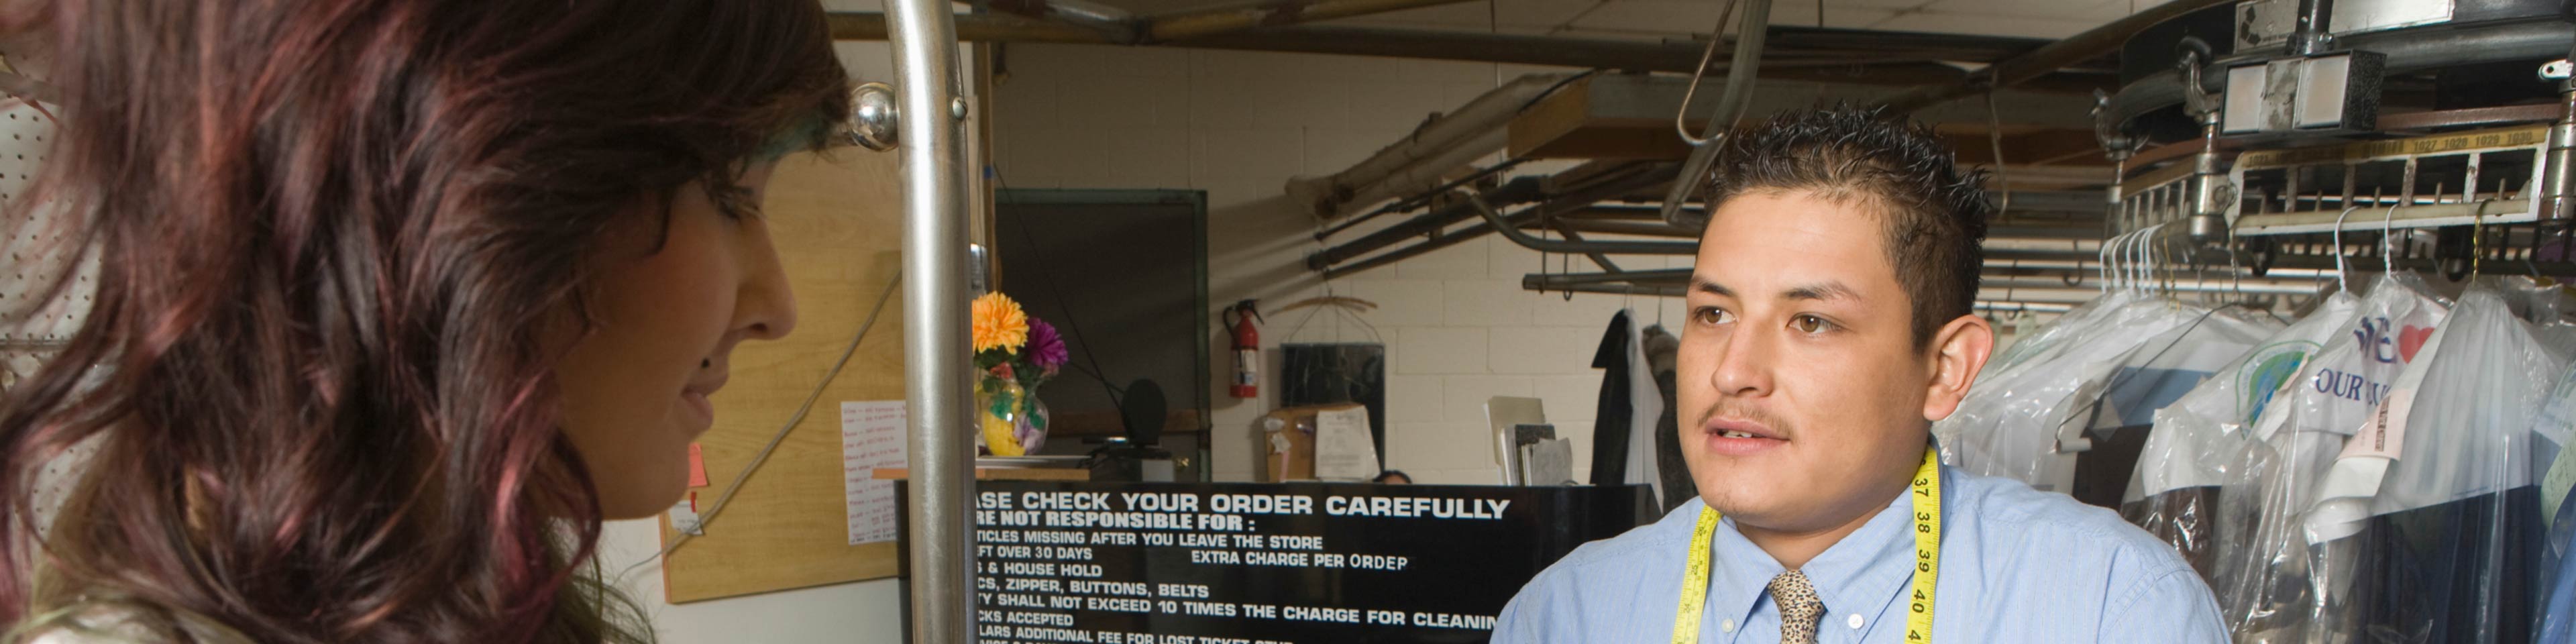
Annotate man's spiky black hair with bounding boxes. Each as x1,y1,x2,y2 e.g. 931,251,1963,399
1703,107,1992,345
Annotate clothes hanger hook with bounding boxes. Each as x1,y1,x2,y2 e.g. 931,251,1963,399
2381,203,2401,275
2469,201,2491,282
2330,205,2360,294
2096,232,2113,292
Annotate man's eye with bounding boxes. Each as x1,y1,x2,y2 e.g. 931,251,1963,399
1792,315,1835,334
1693,307,1733,325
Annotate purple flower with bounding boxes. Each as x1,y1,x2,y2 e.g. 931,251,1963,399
1026,317,1069,372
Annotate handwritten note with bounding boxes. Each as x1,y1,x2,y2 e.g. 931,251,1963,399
669,491,704,535
843,401,908,545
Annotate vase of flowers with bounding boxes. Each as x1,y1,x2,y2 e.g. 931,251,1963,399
970,292,1067,456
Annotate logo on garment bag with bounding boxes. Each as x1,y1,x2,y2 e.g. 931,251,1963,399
2351,317,2433,364
2236,340,2320,423
2310,317,2431,406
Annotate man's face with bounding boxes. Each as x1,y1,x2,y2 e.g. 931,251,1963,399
1678,189,1942,533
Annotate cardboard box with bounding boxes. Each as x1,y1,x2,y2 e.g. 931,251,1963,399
1262,403,1364,482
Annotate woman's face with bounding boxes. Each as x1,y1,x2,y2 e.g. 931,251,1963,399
556,162,796,519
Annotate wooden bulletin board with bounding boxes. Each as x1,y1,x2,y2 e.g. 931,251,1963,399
657,150,908,603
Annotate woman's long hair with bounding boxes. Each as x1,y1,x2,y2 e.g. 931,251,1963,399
0,1,849,641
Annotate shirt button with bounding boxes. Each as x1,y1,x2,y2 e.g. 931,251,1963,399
1720,619,1735,633
1847,614,1865,629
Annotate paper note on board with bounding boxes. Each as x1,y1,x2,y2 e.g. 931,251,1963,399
669,492,704,536
1312,406,1379,481
842,401,908,545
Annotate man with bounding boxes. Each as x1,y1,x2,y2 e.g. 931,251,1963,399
1491,109,2226,643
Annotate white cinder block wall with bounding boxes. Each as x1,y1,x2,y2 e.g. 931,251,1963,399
991,44,1697,486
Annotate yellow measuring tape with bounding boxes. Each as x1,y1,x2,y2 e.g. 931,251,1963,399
1670,446,1944,644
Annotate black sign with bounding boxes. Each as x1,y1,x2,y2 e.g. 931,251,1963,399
900,481,1651,644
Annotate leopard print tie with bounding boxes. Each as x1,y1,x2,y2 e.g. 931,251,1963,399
1768,569,1825,644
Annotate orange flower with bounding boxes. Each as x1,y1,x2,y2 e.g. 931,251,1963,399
971,292,1029,354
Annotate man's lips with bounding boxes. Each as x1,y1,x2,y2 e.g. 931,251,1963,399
1703,417,1781,440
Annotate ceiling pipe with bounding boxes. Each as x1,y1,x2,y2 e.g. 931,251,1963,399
1514,287,2137,315
829,15,2110,92
1317,167,1674,278
1321,205,1537,280
1537,282,1693,297
1551,219,1701,237
1544,217,1630,274
1658,0,1772,230
1875,0,2235,115
837,0,1487,45
1285,73,1573,219
1522,270,2329,296
830,12,1102,43
1305,176,1548,270
1313,129,1508,221
1144,0,1483,42
1976,301,2078,313
989,0,1140,41
1472,190,1701,255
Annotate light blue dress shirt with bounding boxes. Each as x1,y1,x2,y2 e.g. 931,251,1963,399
1492,463,2228,643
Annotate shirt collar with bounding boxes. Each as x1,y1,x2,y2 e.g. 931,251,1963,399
1701,459,1955,627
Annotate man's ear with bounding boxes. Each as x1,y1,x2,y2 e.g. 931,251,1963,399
1921,314,1994,423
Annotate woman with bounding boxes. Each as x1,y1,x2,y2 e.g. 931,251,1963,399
0,1,850,641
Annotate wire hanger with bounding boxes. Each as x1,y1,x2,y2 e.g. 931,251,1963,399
2143,223,2167,299
2330,205,2361,294
2101,229,2121,292
2129,226,2151,294
1275,295,1379,315
2379,202,2401,275
2469,199,2493,282
2136,226,2155,294
2143,225,2159,298
2096,230,2113,292
2224,213,2249,305
1280,282,1383,345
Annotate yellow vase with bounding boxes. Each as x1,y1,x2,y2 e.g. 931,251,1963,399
977,378,1027,457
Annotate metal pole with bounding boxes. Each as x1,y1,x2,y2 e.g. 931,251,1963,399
2540,56,2575,221
2288,0,2334,56
1144,0,1483,42
1659,0,1772,229
885,0,977,641
1470,191,1701,255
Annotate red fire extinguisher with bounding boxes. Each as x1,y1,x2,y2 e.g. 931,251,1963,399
1222,299,1262,398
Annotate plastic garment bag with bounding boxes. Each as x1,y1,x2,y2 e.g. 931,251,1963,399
1936,291,2209,488
2296,288,2567,643
2533,360,2576,643
1984,290,2146,376
2125,292,2363,579
2060,307,2282,506
2212,272,2451,643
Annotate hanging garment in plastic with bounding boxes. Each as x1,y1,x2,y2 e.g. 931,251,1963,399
2212,272,2451,643
2125,292,2363,579
2538,360,2576,641
1936,291,2208,488
2543,490,2576,644
1984,290,2144,375
2060,306,2282,507
2297,288,2566,644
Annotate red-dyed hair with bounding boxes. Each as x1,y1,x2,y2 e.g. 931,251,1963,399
0,2,849,641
